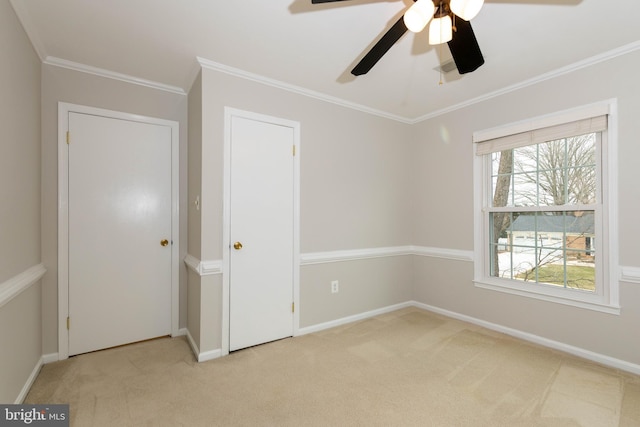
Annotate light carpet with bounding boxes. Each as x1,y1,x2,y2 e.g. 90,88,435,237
25,307,640,426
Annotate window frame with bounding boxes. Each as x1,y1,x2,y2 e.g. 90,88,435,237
472,100,619,314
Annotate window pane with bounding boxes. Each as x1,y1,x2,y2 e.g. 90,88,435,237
512,145,538,207
567,166,596,204
505,135,598,207
566,250,596,291
536,140,566,172
512,172,537,207
535,140,567,206
489,212,513,278
490,211,595,292
490,211,535,279
567,134,596,168
537,167,567,206
479,108,610,307
491,151,503,176
513,145,538,173
535,212,567,268
491,150,513,208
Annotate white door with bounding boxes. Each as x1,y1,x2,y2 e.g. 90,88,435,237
67,112,173,356
229,115,295,351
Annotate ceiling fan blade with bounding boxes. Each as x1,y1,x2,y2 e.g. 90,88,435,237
351,16,408,76
311,0,353,3
447,18,484,74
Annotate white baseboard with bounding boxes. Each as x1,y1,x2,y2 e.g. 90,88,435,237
185,329,222,363
42,353,59,364
197,348,222,363
15,356,45,404
296,301,414,335
295,299,640,376
23,300,638,403
185,329,200,359
412,301,640,376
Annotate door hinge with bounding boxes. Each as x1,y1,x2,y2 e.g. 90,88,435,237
292,145,296,156
66,317,70,330
66,131,70,145
292,302,295,313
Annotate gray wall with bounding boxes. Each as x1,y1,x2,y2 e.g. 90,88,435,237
199,68,414,255
192,54,640,367
411,49,640,365
191,67,415,351
4,0,640,400
0,0,42,402
187,72,203,348
40,64,189,355
186,71,224,354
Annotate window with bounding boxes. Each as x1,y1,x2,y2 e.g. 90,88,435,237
473,101,619,314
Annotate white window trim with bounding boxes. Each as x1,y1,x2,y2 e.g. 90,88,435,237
472,100,620,315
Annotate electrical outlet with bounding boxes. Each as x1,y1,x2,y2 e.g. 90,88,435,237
331,280,339,294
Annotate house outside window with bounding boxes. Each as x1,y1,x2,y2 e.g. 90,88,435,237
473,101,619,314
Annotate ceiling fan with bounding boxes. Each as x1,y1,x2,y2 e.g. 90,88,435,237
311,0,486,76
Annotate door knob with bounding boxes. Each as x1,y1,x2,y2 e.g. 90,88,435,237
160,239,169,247
233,242,243,250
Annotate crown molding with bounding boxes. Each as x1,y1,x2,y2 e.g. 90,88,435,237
413,40,640,123
11,0,640,122
198,41,640,125
196,57,413,124
43,56,186,96
16,14,637,125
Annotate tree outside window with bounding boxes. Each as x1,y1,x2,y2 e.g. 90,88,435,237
489,134,597,291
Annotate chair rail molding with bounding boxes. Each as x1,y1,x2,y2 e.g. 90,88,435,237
184,254,223,276
0,264,46,309
620,266,640,284
300,245,474,265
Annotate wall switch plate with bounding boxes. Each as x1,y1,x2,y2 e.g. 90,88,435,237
331,280,339,293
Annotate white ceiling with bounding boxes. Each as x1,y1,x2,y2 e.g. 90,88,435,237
10,0,640,122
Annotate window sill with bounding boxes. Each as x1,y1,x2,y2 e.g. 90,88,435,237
473,278,621,315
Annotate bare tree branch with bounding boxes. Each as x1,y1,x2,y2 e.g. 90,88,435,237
490,135,596,289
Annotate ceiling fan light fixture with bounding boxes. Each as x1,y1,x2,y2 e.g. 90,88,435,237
429,15,452,45
403,0,435,33
449,0,484,21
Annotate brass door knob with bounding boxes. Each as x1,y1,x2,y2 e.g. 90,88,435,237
160,239,169,247
233,242,243,250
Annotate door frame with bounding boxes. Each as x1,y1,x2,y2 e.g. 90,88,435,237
57,102,180,360
222,107,300,356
